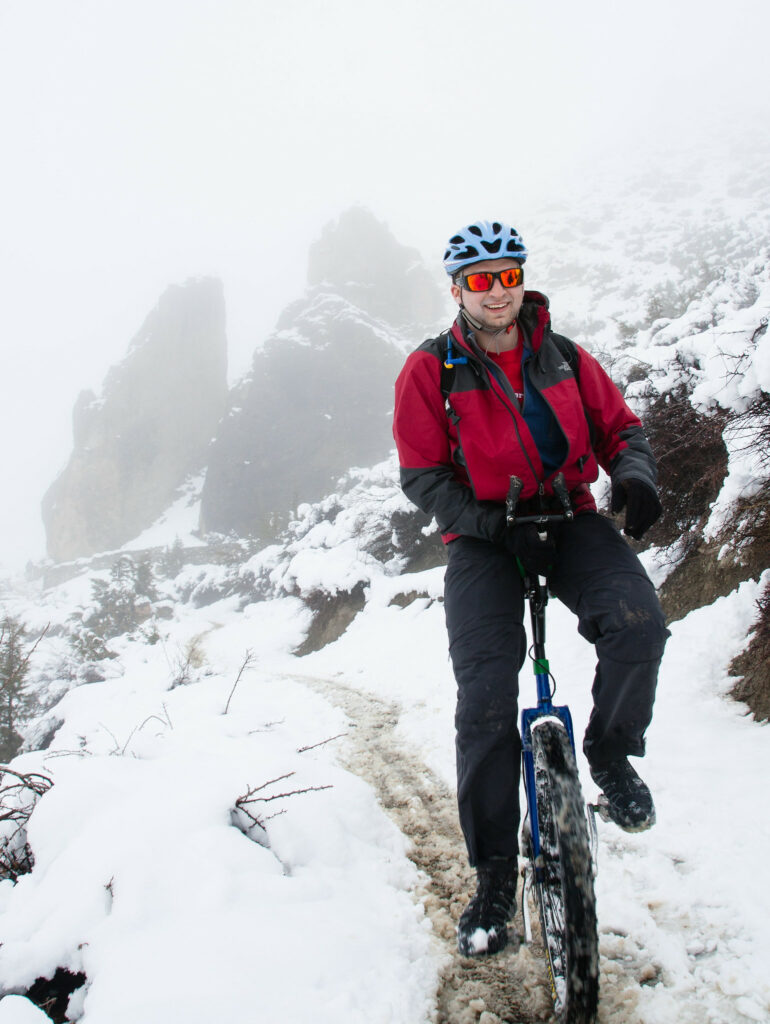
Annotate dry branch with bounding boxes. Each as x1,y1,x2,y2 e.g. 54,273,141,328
297,732,347,753
234,772,332,832
224,650,255,715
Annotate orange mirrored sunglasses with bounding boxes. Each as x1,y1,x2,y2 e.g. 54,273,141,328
459,267,524,292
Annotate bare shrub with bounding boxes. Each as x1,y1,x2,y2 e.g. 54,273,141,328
0,766,53,880
729,578,770,721
223,650,255,714
232,772,332,848
636,369,729,554
725,481,770,566
723,336,770,476
170,634,207,688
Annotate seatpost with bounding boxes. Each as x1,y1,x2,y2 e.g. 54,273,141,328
507,473,560,710
529,581,547,651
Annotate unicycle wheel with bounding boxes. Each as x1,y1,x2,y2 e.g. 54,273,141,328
531,719,599,1023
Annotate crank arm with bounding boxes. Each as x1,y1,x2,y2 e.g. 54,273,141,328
521,862,534,944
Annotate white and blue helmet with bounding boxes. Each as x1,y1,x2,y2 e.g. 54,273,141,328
443,220,528,277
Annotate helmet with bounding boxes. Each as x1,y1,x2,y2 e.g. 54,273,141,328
443,220,528,277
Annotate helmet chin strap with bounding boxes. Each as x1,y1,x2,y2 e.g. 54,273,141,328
460,306,517,338
460,305,485,332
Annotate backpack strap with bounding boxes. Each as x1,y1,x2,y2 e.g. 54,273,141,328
440,330,468,400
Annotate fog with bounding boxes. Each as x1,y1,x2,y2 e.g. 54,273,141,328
1,0,768,568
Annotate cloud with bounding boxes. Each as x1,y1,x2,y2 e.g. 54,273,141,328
1,0,768,567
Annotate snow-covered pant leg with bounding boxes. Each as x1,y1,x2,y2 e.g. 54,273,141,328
548,513,670,766
444,537,526,868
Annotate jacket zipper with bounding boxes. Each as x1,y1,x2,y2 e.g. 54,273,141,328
463,342,544,492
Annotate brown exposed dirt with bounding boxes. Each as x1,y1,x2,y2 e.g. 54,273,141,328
292,583,367,655
656,539,759,624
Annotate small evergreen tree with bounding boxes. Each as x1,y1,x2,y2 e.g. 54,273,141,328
0,617,46,761
84,555,157,640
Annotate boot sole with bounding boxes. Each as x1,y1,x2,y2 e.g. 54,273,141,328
595,794,656,832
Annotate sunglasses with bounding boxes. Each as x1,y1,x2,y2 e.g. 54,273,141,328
458,267,524,292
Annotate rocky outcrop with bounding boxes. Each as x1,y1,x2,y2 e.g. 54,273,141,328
199,207,446,537
43,278,228,561
306,205,447,328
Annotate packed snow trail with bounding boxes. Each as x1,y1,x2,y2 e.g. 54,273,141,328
295,672,704,1024
292,674,554,1024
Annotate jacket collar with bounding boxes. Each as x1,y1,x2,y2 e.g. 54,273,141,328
451,291,551,357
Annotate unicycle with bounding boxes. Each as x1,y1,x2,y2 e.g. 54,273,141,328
508,474,599,1024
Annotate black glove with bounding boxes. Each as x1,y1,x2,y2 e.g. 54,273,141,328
611,479,662,540
502,523,556,576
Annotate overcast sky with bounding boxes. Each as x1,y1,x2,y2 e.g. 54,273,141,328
1,0,768,569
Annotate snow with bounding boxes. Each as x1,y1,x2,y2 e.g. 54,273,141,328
0,594,438,1023
0,997,51,1024
3,518,770,1022
3,155,770,1022
121,475,207,551
298,564,770,1022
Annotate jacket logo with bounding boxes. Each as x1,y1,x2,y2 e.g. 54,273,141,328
556,360,571,373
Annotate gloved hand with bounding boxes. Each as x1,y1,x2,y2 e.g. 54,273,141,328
502,523,556,576
611,479,662,540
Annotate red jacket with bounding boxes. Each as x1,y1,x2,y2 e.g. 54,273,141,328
393,293,658,543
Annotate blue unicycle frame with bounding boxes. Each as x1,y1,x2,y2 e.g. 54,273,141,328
507,473,600,1024
520,574,579,872
504,473,598,899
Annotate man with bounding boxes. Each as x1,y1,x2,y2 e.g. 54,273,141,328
392,220,669,957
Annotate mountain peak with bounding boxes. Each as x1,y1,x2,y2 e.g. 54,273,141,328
306,206,446,327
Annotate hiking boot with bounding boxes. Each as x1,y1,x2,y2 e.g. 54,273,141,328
590,757,656,833
457,861,518,957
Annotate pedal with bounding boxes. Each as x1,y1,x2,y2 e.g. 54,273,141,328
586,803,600,878
590,795,613,824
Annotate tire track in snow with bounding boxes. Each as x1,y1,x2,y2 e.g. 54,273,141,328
289,672,768,1023
293,674,555,1024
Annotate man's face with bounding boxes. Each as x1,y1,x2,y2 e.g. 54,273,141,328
450,258,525,332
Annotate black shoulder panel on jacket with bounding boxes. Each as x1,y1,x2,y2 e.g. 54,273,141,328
533,332,580,385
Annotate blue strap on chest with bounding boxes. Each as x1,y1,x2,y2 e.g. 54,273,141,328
441,334,467,399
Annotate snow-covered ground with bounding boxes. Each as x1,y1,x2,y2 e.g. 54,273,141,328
1,524,769,1022
2,153,770,1023
0,586,439,1024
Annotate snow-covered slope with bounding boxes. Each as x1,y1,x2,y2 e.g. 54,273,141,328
2,485,770,1021
2,148,770,1022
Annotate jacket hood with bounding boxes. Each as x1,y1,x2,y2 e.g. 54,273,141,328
519,291,551,352
523,290,550,310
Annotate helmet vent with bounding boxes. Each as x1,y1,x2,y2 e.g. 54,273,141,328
442,220,527,275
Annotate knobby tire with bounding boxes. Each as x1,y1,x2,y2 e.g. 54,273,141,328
530,720,599,1023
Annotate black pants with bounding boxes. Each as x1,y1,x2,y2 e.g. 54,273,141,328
444,512,669,868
